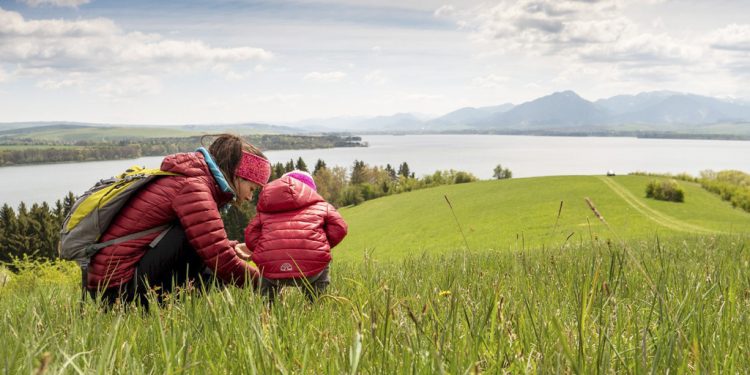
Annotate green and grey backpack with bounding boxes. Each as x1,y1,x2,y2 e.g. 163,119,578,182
59,165,177,268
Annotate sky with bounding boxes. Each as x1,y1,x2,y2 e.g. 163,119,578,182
1,0,749,125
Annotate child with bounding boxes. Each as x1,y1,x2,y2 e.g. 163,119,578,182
242,170,348,302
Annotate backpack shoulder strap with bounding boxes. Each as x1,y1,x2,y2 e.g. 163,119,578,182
84,224,173,257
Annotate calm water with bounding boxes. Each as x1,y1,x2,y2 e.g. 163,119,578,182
1,134,748,208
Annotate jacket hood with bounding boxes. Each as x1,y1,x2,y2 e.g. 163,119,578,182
257,176,325,213
161,151,235,204
161,152,210,177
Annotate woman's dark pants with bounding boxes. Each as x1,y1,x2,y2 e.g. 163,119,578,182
90,224,212,308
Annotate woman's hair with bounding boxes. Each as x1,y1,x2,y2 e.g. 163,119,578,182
202,134,267,192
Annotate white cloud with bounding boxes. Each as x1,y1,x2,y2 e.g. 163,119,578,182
578,32,702,64
0,67,7,82
251,94,303,104
459,0,707,79
708,24,750,51
434,5,455,18
0,8,273,82
303,71,347,83
211,64,257,81
94,75,162,99
705,24,750,78
472,73,509,88
404,93,443,101
18,0,90,8
364,69,387,85
36,75,85,89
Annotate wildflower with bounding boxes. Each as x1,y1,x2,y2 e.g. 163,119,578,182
439,290,452,298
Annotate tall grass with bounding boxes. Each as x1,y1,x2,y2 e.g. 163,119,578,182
2,235,749,373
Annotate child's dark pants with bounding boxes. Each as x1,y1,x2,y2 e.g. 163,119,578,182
259,266,330,303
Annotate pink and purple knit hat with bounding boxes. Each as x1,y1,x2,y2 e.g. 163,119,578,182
283,170,317,191
235,151,272,186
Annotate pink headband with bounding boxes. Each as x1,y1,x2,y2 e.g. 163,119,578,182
235,151,271,186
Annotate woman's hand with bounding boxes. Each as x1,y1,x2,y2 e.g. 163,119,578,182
234,243,252,261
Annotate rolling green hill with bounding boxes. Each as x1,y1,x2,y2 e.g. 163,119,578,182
0,124,198,141
0,122,303,143
336,175,750,261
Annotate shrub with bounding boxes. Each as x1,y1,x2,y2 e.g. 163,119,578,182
493,164,512,179
0,257,79,296
646,179,685,202
341,186,364,206
453,171,477,184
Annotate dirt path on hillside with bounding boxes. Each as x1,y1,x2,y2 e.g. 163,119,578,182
596,176,720,235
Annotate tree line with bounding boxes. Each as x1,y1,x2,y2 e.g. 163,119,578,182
0,157,478,264
0,134,363,166
699,170,750,212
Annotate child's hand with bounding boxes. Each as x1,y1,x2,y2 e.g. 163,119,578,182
234,243,252,261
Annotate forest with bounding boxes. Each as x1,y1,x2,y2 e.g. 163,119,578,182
0,134,362,166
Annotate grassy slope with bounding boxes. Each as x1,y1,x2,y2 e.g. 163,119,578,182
3,237,749,373
3,176,750,373
0,145,84,150
336,175,750,261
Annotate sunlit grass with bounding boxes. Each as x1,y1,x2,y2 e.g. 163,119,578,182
2,234,749,373
337,175,750,262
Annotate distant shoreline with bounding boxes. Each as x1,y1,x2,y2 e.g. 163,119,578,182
2,131,748,169
0,134,365,167
355,130,750,141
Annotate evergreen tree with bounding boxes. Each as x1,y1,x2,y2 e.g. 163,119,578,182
16,202,29,235
284,159,295,172
273,162,285,180
42,202,59,259
313,159,327,175
0,204,15,232
295,157,309,172
3,203,30,262
220,202,255,242
53,199,65,223
28,202,57,259
385,164,397,180
63,192,76,216
350,160,367,185
0,204,17,263
397,162,411,178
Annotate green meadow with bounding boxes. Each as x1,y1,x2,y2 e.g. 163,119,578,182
2,175,750,373
336,175,750,261
0,145,86,151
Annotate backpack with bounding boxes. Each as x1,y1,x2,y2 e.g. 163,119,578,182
59,165,178,268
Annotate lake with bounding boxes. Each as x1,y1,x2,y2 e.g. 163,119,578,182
1,134,748,208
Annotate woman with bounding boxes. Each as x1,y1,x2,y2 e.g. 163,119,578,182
87,134,271,305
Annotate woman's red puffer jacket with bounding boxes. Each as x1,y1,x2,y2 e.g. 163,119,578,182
87,151,258,290
245,176,348,279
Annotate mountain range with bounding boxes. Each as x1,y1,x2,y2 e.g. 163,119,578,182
283,90,750,133
3,91,750,137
